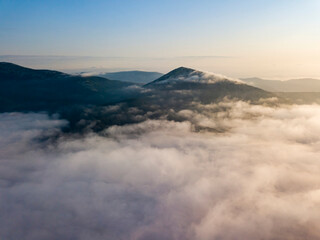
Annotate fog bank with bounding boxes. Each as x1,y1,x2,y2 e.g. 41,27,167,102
1,102,320,239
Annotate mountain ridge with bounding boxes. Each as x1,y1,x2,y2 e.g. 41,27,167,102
98,70,163,84
0,62,134,112
0,62,67,81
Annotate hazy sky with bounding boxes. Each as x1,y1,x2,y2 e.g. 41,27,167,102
0,0,320,78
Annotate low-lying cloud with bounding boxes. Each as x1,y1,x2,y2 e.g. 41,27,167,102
1,102,320,240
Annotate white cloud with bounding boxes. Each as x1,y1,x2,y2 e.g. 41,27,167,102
1,103,320,239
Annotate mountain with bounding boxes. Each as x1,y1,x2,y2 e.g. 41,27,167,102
242,77,320,92
0,62,134,112
99,70,163,84
1,63,318,133
147,66,239,85
145,67,272,102
0,64,276,132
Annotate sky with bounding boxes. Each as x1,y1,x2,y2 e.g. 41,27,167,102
0,0,320,78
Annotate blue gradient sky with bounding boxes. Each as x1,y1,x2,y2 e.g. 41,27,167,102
0,0,320,78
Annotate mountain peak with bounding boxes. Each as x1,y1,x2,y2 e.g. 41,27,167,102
170,66,196,73
147,66,242,86
155,67,196,81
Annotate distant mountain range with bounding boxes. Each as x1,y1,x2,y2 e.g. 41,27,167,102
98,71,163,84
242,77,320,92
4,62,320,131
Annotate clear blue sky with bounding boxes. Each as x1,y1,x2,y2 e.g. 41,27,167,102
1,0,320,78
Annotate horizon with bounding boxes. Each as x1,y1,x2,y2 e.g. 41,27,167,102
2,57,320,81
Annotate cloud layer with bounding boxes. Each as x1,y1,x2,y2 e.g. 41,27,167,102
1,102,320,240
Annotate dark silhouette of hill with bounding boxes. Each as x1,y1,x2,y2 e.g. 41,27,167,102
0,62,134,112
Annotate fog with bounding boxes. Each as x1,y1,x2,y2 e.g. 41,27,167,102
1,101,320,239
